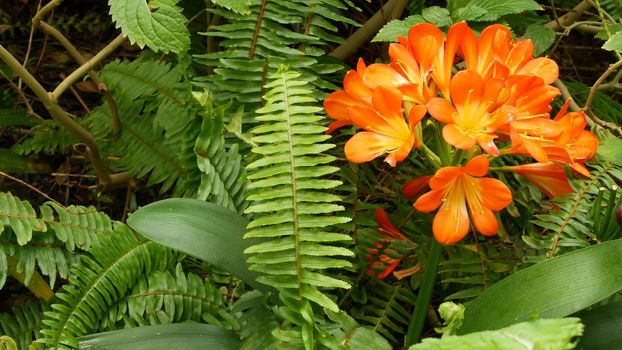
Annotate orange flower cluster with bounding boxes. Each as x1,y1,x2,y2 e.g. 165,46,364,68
325,22,598,245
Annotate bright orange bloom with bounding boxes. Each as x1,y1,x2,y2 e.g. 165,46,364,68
503,102,598,177
345,85,426,166
460,24,559,84
507,162,574,198
367,208,413,279
426,70,502,155
324,58,372,134
414,155,512,245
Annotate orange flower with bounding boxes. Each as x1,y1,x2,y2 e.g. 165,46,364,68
460,24,559,84
414,155,512,245
324,58,372,134
426,70,502,155
507,162,574,198
367,208,413,279
345,85,426,166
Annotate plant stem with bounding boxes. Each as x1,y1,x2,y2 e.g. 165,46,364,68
0,44,112,186
419,143,442,170
404,241,443,348
39,21,121,134
329,0,407,60
51,34,125,101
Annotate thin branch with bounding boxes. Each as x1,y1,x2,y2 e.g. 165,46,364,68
0,68,44,122
249,0,267,60
329,0,407,60
553,79,583,113
584,59,622,111
17,0,43,91
0,44,111,186
31,0,63,26
39,21,121,133
51,34,126,101
545,0,593,30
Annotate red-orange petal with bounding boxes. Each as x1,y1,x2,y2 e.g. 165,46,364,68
403,175,431,198
344,132,401,163
518,57,559,85
433,203,470,245
408,104,427,129
449,70,484,109
363,64,409,89
464,155,489,177
469,206,498,236
427,97,456,124
326,119,352,134
429,166,462,189
375,208,410,240
414,188,445,212
443,124,477,150
408,23,443,72
478,178,512,210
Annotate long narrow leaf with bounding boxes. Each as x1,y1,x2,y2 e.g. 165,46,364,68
126,198,266,292
78,323,239,350
460,239,622,333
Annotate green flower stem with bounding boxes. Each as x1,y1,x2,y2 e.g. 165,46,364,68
420,143,442,170
404,241,443,348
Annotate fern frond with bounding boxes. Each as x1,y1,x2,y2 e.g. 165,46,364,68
233,291,280,350
243,66,352,348
0,301,47,350
106,263,238,330
0,192,115,288
12,122,77,155
193,91,248,214
527,164,622,255
195,0,355,122
38,226,176,349
351,280,415,344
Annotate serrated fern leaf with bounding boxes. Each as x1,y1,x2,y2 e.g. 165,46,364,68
0,192,115,288
244,66,352,348
211,0,252,14
195,0,355,124
105,263,238,330
101,58,194,137
233,291,280,350
12,122,77,155
528,164,622,256
108,0,190,53
0,193,46,246
194,93,248,213
0,301,47,350
38,226,175,349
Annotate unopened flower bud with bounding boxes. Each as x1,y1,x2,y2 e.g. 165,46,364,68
616,204,622,228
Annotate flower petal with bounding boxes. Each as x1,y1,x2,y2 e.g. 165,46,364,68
326,119,352,134
363,64,409,89
403,175,431,198
517,57,559,84
427,97,456,124
443,124,477,150
469,206,498,236
408,23,443,72
344,132,402,163
375,208,410,240
344,69,371,99
464,155,489,177
433,203,470,245
408,104,427,129
449,70,484,109
414,188,444,212
478,178,512,210
429,166,462,189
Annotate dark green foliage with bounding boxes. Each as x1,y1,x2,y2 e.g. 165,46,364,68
0,192,115,288
38,227,176,349
0,301,47,350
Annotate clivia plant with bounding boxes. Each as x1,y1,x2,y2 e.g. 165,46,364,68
1,1,622,350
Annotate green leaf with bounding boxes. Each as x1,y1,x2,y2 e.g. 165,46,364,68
603,31,622,52
460,240,622,334
108,0,190,53
411,318,583,350
576,301,622,350
466,0,541,21
595,23,622,40
126,198,265,291
596,137,622,165
78,323,240,350
372,15,425,42
453,4,488,21
421,7,452,27
0,149,37,173
211,0,251,15
0,109,37,127
523,23,556,56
